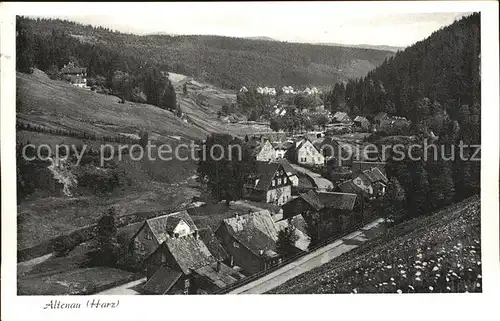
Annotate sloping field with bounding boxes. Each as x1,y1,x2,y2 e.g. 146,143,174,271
17,70,207,141
269,196,481,294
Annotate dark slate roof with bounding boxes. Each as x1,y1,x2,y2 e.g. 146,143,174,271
300,190,324,211
282,190,357,219
163,235,217,275
194,262,244,289
351,161,386,176
339,180,367,196
198,227,229,262
221,210,279,258
271,158,297,175
360,168,388,184
60,63,87,74
255,162,288,191
144,210,197,244
142,265,182,295
317,192,357,211
297,172,317,189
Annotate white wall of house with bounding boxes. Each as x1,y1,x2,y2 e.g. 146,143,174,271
256,140,276,162
173,220,192,237
287,173,299,186
266,185,292,205
297,140,324,166
275,149,286,159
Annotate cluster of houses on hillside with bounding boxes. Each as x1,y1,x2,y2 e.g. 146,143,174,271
239,86,321,96
326,111,410,134
126,125,391,294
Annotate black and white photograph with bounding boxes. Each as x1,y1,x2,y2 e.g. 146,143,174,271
1,2,499,319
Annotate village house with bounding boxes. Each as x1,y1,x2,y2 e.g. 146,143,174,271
332,111,352,124
313,136,351,165
60,62,88,88
142,231,244,295
244,162,292,206
249,138,277,162
282,190,357,221
351,161,386,177
215,210,282,274
378,116,411,134
353,116,370,131
272,141,294,159
130,210,198,260
339,167,388,200
271,158,299,187
293,138,325,167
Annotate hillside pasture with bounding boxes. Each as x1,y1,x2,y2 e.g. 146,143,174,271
269,196,481,294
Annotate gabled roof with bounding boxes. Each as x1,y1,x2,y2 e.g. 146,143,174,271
317,192,357,211
282,190,357,219
354,116,369,123
300,190,324,211
220,210,279,258
138,210,197,244
60,63,87,74
142,265,183,295
194,262,244,289
339,179,369,197
198,227,229,262
271,158,297,175
351,161,386,176
333,111,349,122
360,167,388,184
296,138,321,155
254,162,289,191
162,235,217,275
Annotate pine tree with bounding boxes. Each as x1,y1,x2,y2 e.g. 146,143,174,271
276,224,299,256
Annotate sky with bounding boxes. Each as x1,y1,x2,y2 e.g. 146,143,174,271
12,2,472,47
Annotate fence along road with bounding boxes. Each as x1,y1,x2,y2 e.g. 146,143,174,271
227,218,384,294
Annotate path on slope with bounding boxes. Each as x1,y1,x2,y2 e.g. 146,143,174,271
290,164,333,191
228,218,384,294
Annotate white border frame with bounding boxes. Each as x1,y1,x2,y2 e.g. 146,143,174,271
1,2,499,321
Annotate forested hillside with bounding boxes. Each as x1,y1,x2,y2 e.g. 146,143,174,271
17,17,393,89
325,13,480,123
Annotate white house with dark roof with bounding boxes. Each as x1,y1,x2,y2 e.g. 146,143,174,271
130,210,198,260
270,158,299,187
294,138,325,167
215,210,282,274
282,190,357,220
244,162,292,206
142,231,244,294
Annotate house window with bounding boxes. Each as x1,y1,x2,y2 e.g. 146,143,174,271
272,180,275,187
278,178,282,185
233,241,240,248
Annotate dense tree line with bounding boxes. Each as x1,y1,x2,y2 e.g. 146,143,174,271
341,13,482,224
18,17,392,89
324,13,480,124
196,134,257,205
16,16,178,112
